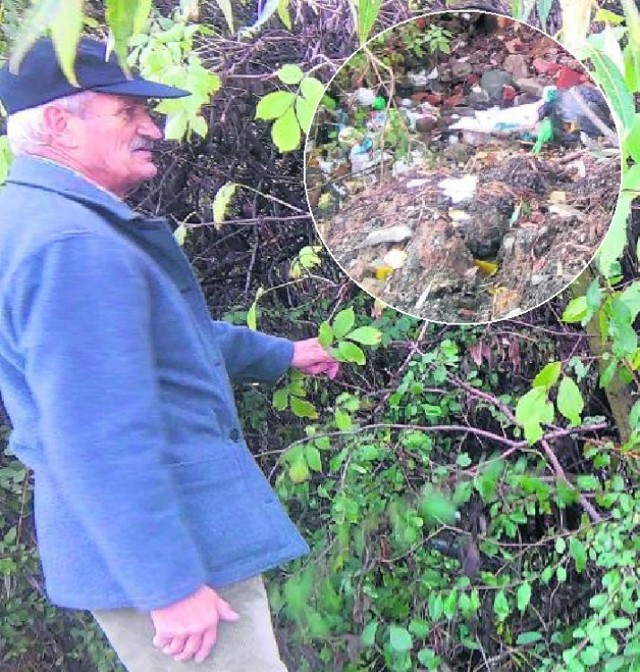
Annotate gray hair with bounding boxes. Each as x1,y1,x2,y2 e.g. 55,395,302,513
6,90,97,155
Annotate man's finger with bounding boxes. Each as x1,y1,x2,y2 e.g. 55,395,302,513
173,633,204,662
163,636,188,656
215,597,240,622
194,626,218,664
153,633,172,648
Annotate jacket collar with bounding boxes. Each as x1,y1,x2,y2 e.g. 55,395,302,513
4,155,141,222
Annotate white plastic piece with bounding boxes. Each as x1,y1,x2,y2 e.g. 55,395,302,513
438,175,478,203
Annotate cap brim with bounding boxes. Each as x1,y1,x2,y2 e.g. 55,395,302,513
91,78,190,99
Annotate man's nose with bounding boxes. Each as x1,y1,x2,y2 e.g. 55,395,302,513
140,114,163,140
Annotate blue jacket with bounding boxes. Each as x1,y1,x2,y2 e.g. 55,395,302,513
0,156,309,610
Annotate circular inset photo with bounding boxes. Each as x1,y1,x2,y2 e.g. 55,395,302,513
305,11,621,324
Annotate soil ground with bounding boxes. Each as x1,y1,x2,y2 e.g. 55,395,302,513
307,13,621,323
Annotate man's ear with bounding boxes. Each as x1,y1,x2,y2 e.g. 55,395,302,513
42,104,79,149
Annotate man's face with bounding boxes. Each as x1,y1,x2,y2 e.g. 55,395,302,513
69,93,163,196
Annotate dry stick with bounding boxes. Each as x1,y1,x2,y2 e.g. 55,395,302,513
540,437,603,523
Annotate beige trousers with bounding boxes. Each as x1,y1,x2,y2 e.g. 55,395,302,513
92,575,289,672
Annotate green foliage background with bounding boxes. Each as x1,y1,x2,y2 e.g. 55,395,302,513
0,1,639,671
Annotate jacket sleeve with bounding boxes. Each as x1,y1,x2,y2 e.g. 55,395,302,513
209,320,294,383
13,233,207,610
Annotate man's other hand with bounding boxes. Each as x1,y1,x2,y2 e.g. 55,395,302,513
292,337,340,379
151,585,239,663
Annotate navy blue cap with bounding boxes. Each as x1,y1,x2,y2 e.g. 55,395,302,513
0,37,190,114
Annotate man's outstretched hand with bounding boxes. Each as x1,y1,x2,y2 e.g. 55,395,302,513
292,337,340,379
151,585,239,663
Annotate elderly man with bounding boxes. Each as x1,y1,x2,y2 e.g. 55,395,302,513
0,37,337,671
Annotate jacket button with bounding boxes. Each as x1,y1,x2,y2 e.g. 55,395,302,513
229,429,240,442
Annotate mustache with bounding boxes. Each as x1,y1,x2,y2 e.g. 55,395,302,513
130,139,156,151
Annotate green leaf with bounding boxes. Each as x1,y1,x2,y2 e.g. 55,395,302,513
277,0,292,30
345,326,382,346
533,362,562,389
304,445,322,471
272,105,302,152
49,0,83,87
361,620,378,647
556,565,567,582
580,646,600,666
357,0,382,45
563,296,589,323
10,0,70,76
516,631,543,645
624,114,640,163
619,281,640,322
276,64,304,85
288,456,309,483
557,376,584,425
536,0,553,28
517,582,532,612
214,0,234,32
337,340,366,365
629,399,640,429
163,110,189,141
247,287,264,331
106,0,136,74
588,47,636,130
133,0,153,33
569,537,588,572
300,76,326,106
273,388,289,411
419,487,457,526
318,322,333,348
335,409,352,431
255,90,296,120
515,387,554,444
295,95,316,135
456,453,472,467
212,182,238,226
389,625,413,652
290,397,318,419
599,194,632,276
190,115,209,138
332,307,356,339
408,619,429,638
493,590,510,621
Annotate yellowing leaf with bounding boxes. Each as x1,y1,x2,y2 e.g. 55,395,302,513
375,265,394,280
288,457,309,483
173,223,188,246
474,259,499,276
212,182,238,226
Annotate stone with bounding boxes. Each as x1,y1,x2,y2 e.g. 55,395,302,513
415,116,437,133
362,224,413,247
408,218,475,293
480,69,514,102
514,77,545,97
450,59,473,81
503,54,529,80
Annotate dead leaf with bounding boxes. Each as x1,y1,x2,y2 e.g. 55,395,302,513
474,259,499,276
